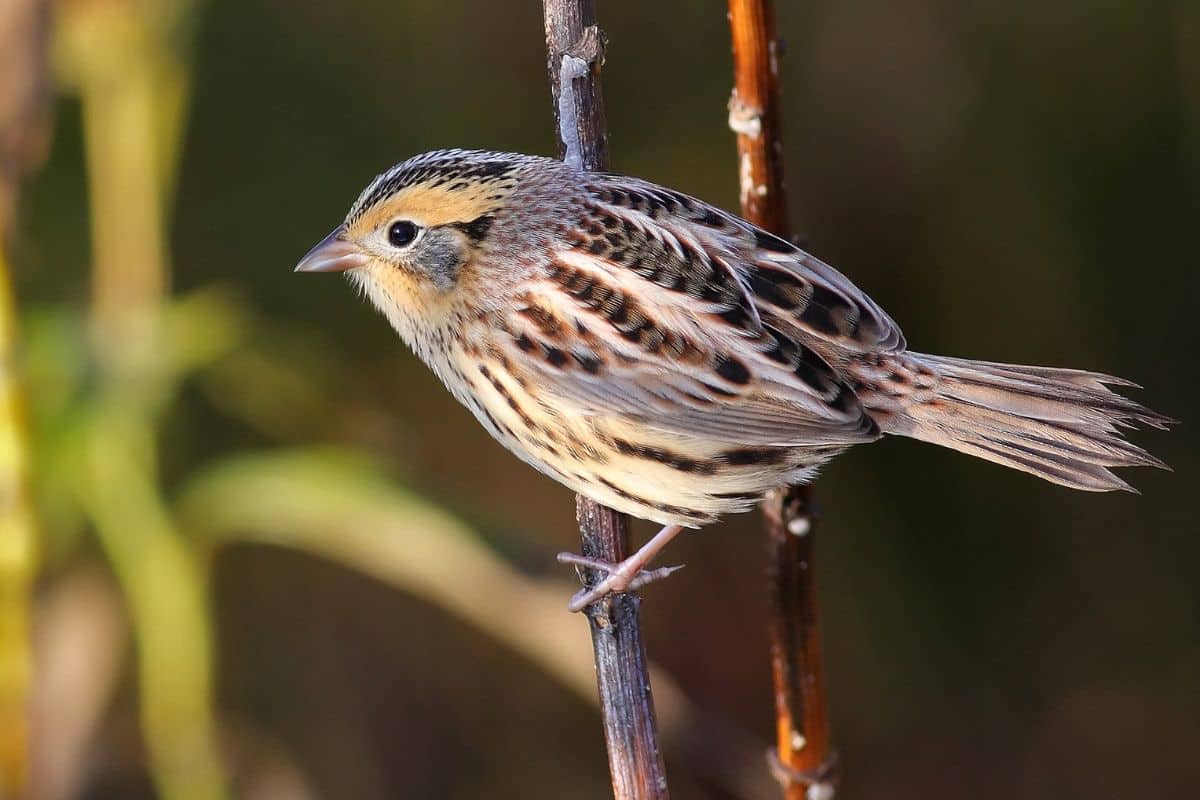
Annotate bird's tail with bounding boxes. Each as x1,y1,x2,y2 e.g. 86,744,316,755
857,353,1173,491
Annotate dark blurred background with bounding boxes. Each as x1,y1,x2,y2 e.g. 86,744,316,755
4,0,1198,798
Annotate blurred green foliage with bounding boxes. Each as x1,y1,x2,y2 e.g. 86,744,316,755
7,0,1198,798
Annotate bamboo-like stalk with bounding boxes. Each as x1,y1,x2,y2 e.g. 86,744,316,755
542,2,670,797
727,2,838,798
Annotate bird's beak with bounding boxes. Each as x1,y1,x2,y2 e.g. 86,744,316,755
294,226,369,273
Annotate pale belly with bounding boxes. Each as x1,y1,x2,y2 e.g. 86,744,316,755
429,346,832,527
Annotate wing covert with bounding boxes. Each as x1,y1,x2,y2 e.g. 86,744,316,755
476,247,880,447
582,173,907,354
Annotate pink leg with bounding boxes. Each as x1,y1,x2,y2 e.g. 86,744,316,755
557,524,687,612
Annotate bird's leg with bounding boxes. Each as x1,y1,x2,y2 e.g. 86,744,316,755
557,524,687,612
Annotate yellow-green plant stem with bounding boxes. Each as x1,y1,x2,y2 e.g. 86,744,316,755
55,1,227,797
76,400,224,800
0,248,36,798
57,0,185,362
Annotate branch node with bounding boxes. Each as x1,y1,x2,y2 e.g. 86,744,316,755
767,749,840,800
566,24,607,65
786,516,811,537
727,91,764,138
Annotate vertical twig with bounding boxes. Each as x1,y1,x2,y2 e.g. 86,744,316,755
727,2,838,798
543,3,670,798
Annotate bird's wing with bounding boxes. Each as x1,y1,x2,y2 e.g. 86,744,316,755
582,173,907,354
482,179,890,446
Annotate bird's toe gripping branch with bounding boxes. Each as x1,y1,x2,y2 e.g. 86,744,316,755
557,523,687,612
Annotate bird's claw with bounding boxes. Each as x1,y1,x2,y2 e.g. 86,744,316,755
556,551,685,612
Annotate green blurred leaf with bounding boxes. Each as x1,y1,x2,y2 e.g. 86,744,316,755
178,447,603,699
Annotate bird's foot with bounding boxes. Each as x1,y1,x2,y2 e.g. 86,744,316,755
556,552,685,612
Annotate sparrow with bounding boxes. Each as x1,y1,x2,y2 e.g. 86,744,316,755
296,149,1170,610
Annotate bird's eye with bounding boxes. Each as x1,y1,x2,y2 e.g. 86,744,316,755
387,220,420,248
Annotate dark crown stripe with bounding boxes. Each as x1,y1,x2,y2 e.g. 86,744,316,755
347,150,520,224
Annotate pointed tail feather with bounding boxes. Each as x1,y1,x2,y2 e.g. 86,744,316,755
864,353,1173,492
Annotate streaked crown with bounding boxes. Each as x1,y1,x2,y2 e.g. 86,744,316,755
345,149,536,233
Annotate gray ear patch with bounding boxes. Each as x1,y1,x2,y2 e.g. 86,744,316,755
415,228,468,291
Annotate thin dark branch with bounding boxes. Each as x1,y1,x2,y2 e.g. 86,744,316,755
727,2,838,798
543,2,670,798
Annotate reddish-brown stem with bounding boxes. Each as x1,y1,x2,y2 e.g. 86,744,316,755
543,2,670,798
728,1,838,798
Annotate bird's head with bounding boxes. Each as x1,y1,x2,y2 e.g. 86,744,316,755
296,150,552,331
